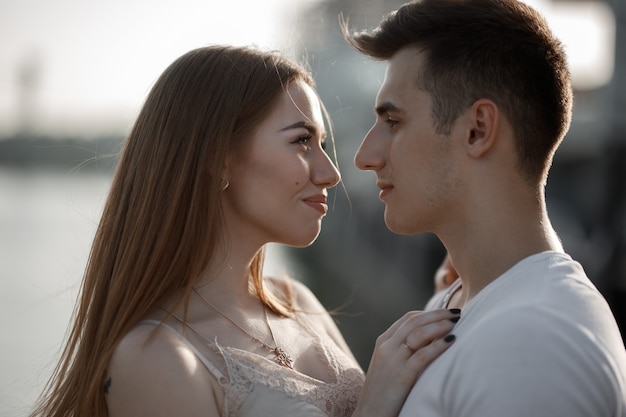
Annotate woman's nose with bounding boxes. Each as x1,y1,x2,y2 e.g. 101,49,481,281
313,150,341,188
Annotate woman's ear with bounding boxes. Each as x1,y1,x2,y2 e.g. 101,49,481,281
220,153,233,190
466,99,499,158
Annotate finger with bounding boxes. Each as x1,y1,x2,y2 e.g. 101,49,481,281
391,308,461,346
404,318,457,351
374,311,424,348
435,259,460,293
407,334,456,370
443,267,459,286
434,267,449,293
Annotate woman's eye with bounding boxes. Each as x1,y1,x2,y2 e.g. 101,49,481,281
293,134,313,146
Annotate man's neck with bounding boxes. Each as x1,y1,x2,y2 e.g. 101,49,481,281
442,201,563,308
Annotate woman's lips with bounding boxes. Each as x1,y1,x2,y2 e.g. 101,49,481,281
303,195,328,214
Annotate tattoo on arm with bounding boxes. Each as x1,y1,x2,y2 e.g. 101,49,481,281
104,376,112,394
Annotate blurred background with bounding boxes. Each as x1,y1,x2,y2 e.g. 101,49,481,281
1,0,624,415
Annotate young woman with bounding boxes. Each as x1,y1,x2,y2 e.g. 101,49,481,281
31,45,459,417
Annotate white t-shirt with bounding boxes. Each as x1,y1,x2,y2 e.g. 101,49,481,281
399,251,626,417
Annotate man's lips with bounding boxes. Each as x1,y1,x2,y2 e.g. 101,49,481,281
377,181,393,199
303,194,328,214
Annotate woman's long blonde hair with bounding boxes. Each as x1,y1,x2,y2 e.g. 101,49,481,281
31,45,318,417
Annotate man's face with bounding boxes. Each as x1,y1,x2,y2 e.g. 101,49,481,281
354,47,463,235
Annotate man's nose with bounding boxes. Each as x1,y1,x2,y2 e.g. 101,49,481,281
355,125,384,171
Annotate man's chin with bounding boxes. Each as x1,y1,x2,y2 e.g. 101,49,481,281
384,210,430,235
384,215,415,236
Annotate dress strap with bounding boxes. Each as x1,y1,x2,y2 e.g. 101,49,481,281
440,278,463,309
139,319,228,385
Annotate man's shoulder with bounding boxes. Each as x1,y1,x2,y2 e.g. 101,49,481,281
406,252,626,417
473,251,605,319
417,303,626,417
461,279,618,356
450,291,626,406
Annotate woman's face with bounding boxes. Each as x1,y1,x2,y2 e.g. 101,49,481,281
222,80,341,248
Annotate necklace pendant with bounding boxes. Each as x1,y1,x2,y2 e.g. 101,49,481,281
273,347,294,369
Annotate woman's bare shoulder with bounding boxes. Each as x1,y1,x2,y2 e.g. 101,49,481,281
106,323,221,417
265,275,326,313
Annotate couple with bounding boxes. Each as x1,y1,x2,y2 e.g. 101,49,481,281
32,1,626,416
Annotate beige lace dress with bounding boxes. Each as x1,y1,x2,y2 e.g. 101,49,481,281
142,315,365,417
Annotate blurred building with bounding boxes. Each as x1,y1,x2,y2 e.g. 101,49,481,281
16,52,42,136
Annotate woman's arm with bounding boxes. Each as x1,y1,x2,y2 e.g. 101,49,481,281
106,324,223,417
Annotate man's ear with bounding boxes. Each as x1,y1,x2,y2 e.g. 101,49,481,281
466,99,499,158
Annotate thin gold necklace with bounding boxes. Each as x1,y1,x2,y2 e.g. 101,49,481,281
193,288,294,369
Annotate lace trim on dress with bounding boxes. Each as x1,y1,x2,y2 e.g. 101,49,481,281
214,335,363,416
160,307,364,416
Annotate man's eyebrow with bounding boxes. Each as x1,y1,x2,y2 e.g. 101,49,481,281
375,101,401,117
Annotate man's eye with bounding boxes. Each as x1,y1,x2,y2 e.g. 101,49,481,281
385,118,399,128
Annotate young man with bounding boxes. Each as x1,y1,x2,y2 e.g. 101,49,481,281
343,0,626,416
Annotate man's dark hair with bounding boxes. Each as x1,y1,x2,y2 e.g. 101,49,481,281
342,0,573,184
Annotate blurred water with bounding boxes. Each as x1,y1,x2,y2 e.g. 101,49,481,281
0,167,110,416
0,167,290,416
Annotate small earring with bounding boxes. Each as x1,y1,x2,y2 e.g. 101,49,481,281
219,178,229,191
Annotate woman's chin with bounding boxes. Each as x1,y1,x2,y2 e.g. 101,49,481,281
280,231,321,248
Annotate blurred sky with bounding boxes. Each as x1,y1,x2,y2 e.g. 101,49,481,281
0,0,617,138
0,0,321,137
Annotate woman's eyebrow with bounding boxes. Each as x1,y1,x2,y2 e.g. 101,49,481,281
280,121,315,132
280,121,326,138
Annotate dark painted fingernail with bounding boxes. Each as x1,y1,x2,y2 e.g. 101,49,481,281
444,334,456,343
449,316,461,323
448,308,461,314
